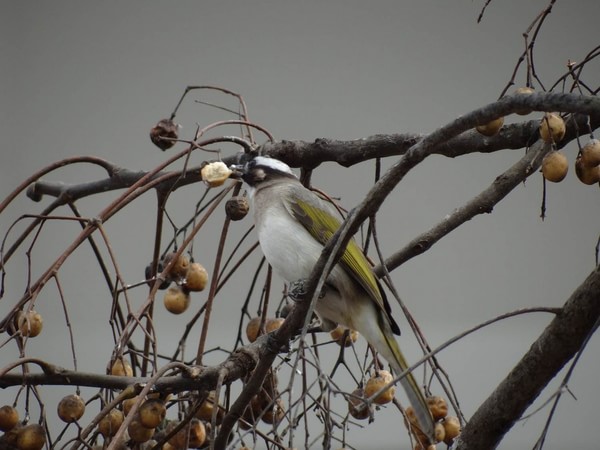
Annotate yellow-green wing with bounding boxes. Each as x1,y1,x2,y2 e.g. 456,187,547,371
287,198,385,309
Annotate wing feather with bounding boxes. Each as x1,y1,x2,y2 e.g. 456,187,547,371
286,196,400,334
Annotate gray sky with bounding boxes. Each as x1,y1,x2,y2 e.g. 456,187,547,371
1,1,599,449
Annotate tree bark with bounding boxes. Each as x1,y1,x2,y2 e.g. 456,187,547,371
457,265,600,449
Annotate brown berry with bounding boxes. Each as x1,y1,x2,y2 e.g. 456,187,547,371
245,317,263,343
426,396,448,421
168,419,206,449
434,422,446,443
184,262,208,292
201,161,232,188
150,119,179,151
195,391,224,424
347,388,372,420
225,197,250,221
98,408,124,437
164,252,190,279
513,87,535,115
364,370,395,405
265,317,285,333
138,399,166,429
163,286,190,314
122,396,141,416
476,116,504,137
57,394,85,423
16,424,46,450
128,418,154,443
18,310,43,338
442,416,461,445
329,325,359,347
110,359,133,377
261,398,285,425
0,405,19,431
404,406,430,447
575,156,600,185
581,139,600,167
539,113,566,143
542,151,568,182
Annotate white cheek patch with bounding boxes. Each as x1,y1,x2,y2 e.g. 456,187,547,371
253,156,295,176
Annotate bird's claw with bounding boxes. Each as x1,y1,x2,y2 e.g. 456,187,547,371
288,279,327,301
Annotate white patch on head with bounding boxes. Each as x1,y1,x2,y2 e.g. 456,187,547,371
251,156,295,176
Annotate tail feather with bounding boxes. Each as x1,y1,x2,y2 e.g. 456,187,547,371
381,327,434,441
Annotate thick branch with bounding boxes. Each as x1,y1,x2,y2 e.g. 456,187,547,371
457,266,600,449
0,337,261,392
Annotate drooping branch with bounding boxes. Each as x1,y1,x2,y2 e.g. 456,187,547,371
456,265,600,449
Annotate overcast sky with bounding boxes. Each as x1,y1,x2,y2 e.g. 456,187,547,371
1,1,599,449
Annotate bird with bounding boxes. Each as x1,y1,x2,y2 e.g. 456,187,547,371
235,155,434,440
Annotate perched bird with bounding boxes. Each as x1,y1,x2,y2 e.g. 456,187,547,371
236,156,434,439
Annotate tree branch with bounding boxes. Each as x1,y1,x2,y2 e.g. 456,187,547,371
457,265,600,449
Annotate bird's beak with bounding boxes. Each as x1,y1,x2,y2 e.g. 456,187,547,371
229,164,244,179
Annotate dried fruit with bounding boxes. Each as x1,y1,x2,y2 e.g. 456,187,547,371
184,262,208,292
138,399,166,429
150,119,179,151
163,252,190,279
144,261,171,290
122,396,141,416
195,391,224,424
539,113,566,143
426,396,448,421
575,156,600,185
98,408,124,437
261,398,285,424
434,422,446,443
347,388,372,420
128,418,154,443
581,139,600,167
329,325,359,347
201,161,232,188
18,310,43,338
364,370,395,405
246,317,263,343
265,317,285,333
57,394,85,423
225,197,250,221
513,87,535,115
163,286,191,314
0,405,19,431
442,416,461,445
111,359,133,377
476,116,504,137
404,406,430,448
168,419,206,449
542,151,568,182
16,424,46,450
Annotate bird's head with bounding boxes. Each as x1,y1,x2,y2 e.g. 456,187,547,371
231,156,297,188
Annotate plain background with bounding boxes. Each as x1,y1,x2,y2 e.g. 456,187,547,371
1,1,599,449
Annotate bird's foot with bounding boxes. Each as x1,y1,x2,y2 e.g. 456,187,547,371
287,279,327,302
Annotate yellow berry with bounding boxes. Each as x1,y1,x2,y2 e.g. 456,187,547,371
539,113,566,143
329,325,359,347
575,155,600,185
476,116,504,137
18,310,43,338
0,405,19,431
57,394,85,423
364,370,395,405
542,151,568,182
163,286,190,314
581,139,600,167
513,87,535,115
184,262,208,292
